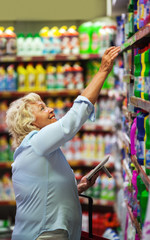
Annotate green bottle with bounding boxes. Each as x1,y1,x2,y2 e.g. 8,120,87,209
134,53,142,98
145,117,150,176
140,189,149,226
144,49,150,101
78,22,93,54
137,175,143,223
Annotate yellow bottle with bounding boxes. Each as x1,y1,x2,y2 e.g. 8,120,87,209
35,63,46,91
26,63,36,91
17,64,27,92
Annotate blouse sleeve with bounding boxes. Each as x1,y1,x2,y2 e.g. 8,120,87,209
30,95,95,156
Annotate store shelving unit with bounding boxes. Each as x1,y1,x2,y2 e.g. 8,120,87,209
118,23,150,238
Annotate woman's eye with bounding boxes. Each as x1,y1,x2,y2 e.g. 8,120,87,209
41,106,45,111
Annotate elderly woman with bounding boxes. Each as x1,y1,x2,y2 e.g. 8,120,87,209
6,46,120,240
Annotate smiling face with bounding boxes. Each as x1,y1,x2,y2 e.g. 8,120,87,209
31,101,57,129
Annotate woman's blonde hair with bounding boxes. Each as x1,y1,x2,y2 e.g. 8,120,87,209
6,93,42,149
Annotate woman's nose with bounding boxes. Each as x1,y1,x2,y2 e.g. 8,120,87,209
48,108,54,113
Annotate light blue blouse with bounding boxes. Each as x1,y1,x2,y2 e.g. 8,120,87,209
11,95,95,240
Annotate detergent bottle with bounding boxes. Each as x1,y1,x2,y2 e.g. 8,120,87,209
0,66,6,91
141,48,146,99
73,62,84,90
17,64,27,92
26,63,36,91
68,25,79,55
56,63,65,89
136,112,147,165
24,33,34,56
5,65,17,91
35,63,46,91
17,33,25,56
145,116,150,176
134,51,142,98
49,27,61,54
46,64,56,89
5,26,17,56
130,117,137,155
64,63,74,89
32,33,43,56
91,21,101,54
39,27,50,55
144,48,150,100
78,22,92,54
0,27,6,56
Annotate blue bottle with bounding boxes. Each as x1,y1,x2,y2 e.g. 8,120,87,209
136,112,148,165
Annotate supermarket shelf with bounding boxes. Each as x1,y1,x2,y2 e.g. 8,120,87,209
0,89,81,98
130,96,150,112
0,162,13,168
126,201,142,239
0,53,102,63
81,123,115,133
120,23,150,52
131,155,150,191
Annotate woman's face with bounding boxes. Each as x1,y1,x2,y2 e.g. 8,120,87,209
31,101,57,129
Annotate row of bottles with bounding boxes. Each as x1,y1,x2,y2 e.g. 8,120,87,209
130,111,150,176
123,162,149,236
62,133,117,164
0,22,117,57
116,0,150,45
0,62,84,91
134,44,150,101
0,136,13,162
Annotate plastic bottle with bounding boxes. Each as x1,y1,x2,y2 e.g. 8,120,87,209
5,26,17,56
17,64,27,91
136,112,147,165
17,33,25,56
78,22,92,54
134,52,142,98
39,27,50,55
0,136,9,161
59,26,71,55
32,33,43,56
0,27,6,56
35,63,46,91
56,63,65,89
46,64,56,89
0,66,6,91
26,63,36,91
140,189,149,226
134,0,138,33
24,33,34,56
145,117,150,176
5,65,17,91
130,117,137,155
141,48,147,99
128,0,134,38
0,101,8,131
137,0,140,30
144,48,150,100
139,0,146,28
64,63,74,89
72,62,84,90
68,25,79,55
49,26,61,54
91,21,101,54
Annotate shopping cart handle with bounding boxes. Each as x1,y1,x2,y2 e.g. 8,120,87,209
79,194,93,238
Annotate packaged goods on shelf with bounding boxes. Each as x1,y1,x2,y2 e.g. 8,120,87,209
0,173,15,201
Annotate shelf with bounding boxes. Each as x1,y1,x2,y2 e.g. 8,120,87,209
0,162,13,168
81,123,115,133
130,96,150,112
0,89,81,99
0,53,102,63
120,23,150,52
126,201,142,239
131,155,150,191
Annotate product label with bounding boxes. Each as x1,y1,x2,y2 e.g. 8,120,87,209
145,77,150,94
136,140,144,164
80,33,89,51
146,149,150,169
6,38,17,55
91,33,99,50
18,74,26,90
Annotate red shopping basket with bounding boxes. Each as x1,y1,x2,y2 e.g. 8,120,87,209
80,194,109,240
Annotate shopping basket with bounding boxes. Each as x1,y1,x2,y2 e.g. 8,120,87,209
80,194,109,240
